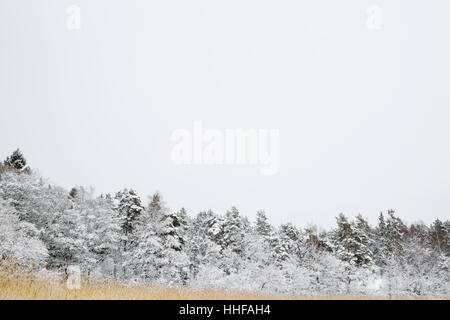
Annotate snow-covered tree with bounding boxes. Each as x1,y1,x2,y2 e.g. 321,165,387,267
3,148,29,172
270,223,303,265
332,214,356,264
114,189,144,235
128,216,163,281
129,192,188,282
332,214,373,267
429,219,449,256
184,210,222,280
221,207,246,255
42,187,122,275
375,210,406,269
385,210,406,259
255,210,273,237
0,198,48,265
353,214,374,266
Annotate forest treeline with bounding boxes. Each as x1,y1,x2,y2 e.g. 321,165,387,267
0,149,448,296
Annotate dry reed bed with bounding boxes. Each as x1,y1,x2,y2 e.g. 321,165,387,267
0,263,446,300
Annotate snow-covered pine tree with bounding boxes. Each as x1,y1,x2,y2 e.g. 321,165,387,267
147,192,181,250
207,207,250,275
173,207,189,231
255,210,273,237
385,210,406,262
429,219,449,256
87,194,123,276
221,207,246,255
373,210,407,292
129,192,187,282
203,210,225,246
373,212,389,267
69,187,78,200
271,223,303,265
407,222,430,249
169,207,189,251
184,210,222,280
114,189,144,235
353,214,374,267
332,213,373,267
332,213,356,264
3,149,29,173
112,189,144,277
128,216,162,281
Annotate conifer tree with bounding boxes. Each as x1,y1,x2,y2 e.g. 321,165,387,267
114,189,144,235
333,213,356,264
130,192,187,282
255,210,273,237
274,223,303,263
353,215,374,267
374,212,389,267
222,206,245,255
332,214,373,267
69,187,78,199
184,210,222,280
385,210,406,261
3,149,29,172
429,219,449,255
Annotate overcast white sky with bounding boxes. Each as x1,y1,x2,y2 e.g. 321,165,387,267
1,0,449,228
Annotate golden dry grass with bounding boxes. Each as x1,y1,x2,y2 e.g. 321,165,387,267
0,263,446,300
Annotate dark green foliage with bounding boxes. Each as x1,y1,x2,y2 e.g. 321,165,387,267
3,149,29,172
